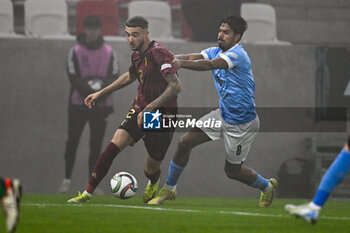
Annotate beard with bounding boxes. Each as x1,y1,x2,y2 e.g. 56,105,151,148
218,40,226,50
131,39,145,52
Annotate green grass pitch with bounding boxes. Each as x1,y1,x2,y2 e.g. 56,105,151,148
1,194,350,233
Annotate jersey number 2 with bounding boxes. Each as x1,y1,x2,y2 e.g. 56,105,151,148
138,69,144,83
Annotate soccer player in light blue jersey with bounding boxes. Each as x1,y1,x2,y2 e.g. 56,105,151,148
285,138,350,224
148,15,277,206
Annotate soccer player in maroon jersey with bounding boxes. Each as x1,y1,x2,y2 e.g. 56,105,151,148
68,16,182,203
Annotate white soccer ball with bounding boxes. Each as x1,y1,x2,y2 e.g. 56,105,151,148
110,172,138,199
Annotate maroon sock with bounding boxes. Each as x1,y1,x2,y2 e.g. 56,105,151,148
86,142,120,194
144,169,161,185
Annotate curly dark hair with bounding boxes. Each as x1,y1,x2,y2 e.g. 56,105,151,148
220,15,247,41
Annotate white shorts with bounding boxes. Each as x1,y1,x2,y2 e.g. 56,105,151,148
199,108,259,164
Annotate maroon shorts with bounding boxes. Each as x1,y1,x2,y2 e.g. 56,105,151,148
118,107,174,161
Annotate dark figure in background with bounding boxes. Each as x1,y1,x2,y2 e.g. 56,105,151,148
59,16,119,193
181,0,241,42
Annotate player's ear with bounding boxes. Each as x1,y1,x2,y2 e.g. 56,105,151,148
144,28,149,37
234,34,242,43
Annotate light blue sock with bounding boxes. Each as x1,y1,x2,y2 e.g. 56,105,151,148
313,149,350,207
166,160,185,186
249,173,269,191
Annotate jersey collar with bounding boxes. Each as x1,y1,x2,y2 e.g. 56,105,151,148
137,40,155,56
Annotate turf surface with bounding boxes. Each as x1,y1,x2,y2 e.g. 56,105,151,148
1,194,350,233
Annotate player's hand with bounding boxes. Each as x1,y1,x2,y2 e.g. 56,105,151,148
137,104,155,128
172,58,181,70
85,92,101,109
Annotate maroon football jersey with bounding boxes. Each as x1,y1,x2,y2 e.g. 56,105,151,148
129,41,178,114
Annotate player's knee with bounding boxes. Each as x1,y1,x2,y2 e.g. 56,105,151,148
111,130,134,150
177,135,193,152
224,166,241,180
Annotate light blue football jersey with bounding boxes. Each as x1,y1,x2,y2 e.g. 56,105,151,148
201,44,256,124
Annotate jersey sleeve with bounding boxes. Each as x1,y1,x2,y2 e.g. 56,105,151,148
67,47,78,76
200,47,216,60
219,49,241,69
111,50,119,76
104,50,119,87
151,47,176,78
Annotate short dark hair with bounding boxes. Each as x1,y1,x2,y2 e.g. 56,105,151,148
126,16,148,29
221,15,247,37
83,16,102,29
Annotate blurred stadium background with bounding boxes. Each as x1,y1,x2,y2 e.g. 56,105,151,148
1,0,350,201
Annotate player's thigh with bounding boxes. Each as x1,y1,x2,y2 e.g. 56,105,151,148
197,108,223,141
179,127,212,149
118,107,144,144
223,116,259,164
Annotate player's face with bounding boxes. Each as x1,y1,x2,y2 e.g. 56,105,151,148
84,27,101,43
125,26,148,52
218,23,240,51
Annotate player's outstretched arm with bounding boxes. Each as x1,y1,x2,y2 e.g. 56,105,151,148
146,73,181,111
174,57,228,71
101,71,137,94
85,72,136,108
175,53,204,61
137,73,182,126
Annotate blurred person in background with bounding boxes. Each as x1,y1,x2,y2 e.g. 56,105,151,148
59,16,119,193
